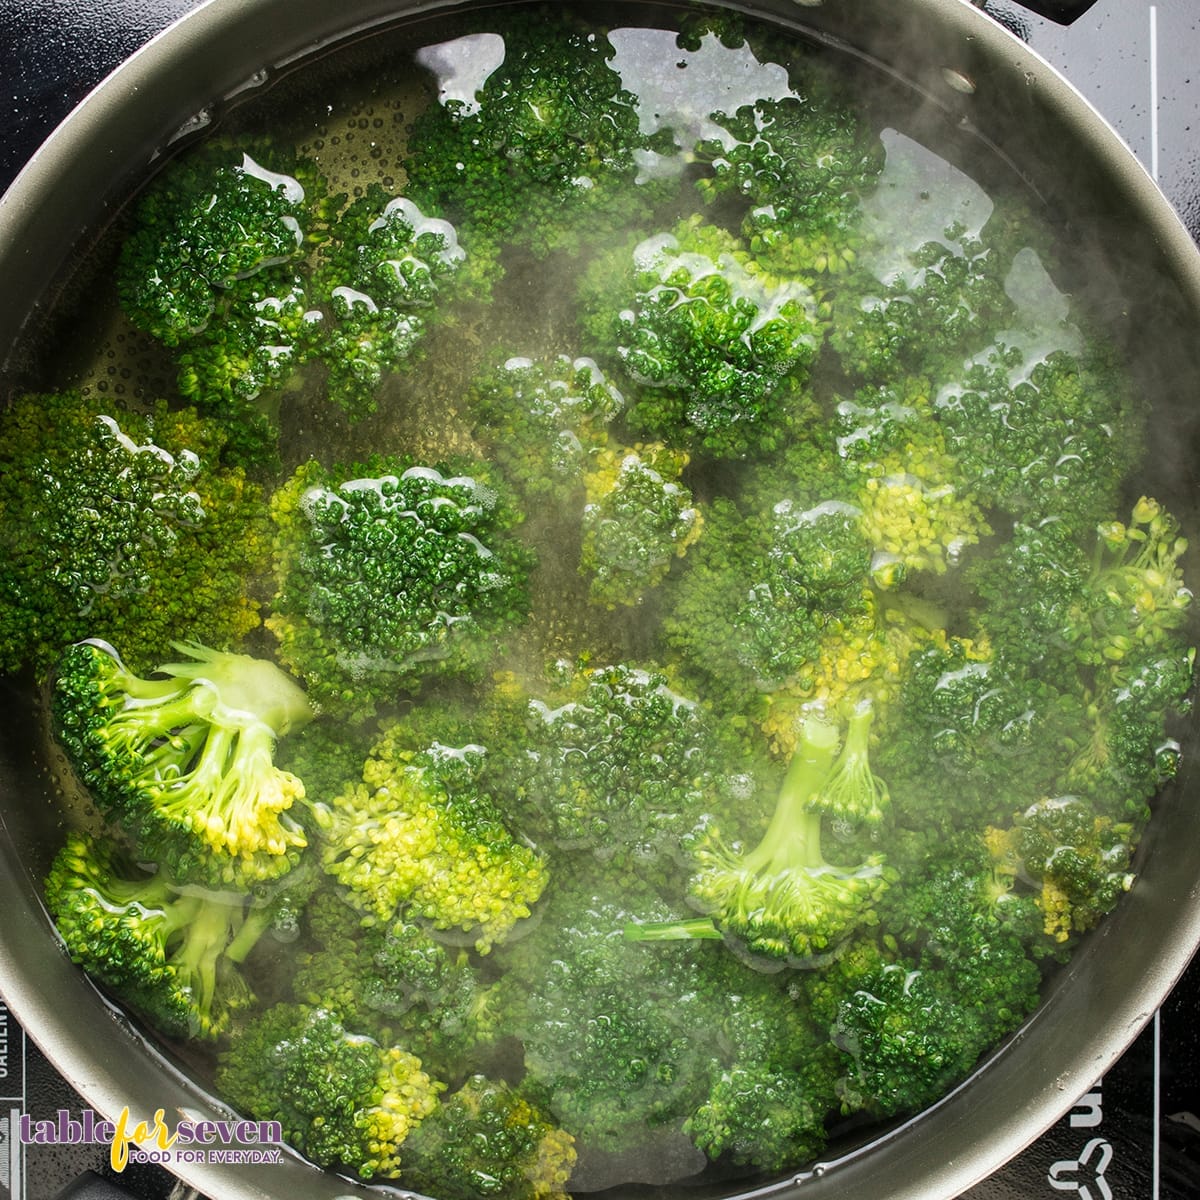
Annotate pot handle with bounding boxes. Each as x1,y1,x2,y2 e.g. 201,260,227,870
53,1170,187,1200
983,0,1100,24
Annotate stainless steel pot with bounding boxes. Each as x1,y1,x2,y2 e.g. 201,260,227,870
2,2,1200,1198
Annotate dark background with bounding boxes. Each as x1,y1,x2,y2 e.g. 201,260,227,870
1,1,1199,1198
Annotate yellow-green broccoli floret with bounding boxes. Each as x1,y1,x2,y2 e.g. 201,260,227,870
216,1002,442,1179
317,725,547,952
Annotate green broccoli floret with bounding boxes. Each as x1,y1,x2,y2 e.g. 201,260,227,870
936,344,1143,536
311,187,474,418
662,459,875,699
216,1002,442,1179
991,798,1136,944
44,830,277,1039
1063,646,1195,822
0,392,270,674
878,636,1089,833
402,1075,577,1200
628,706,893,963
117,150,314,348
486,661,764,880
466,355,625,500
695,87,885,284
580,217,821,457
831,961,988,1118
580,443,702,608
317,722,547,952
292,888,505,1078
267,456,534,717
683,951,840,1171
495,872,717,1152
52,640,313,887
403,7,670,257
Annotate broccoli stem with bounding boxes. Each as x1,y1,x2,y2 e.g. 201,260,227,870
625,716,842,946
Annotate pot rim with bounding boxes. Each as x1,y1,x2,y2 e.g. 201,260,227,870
1,3,1199,1199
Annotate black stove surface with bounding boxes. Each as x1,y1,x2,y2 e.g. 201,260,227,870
1,2,1199,1198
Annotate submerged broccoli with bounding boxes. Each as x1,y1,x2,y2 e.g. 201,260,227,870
579,444,702,608
52,640,313,887
216,1002,442,1179
44,831,277,1039
268,456,533,716
629,706,893,963
580,217,821,457
466,355,625,500
403,7,671,257
0,391,269,674
311,187,475,418
292,888,504,1078
402,1075,577,1200
486,660,762,879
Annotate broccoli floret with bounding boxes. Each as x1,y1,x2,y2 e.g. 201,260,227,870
117,150,313,348
465,354,625,500
317,723,547,952
580,217,821,457
486,661,763,879
216,1002,442,1179
495,872,717,1152
44,830,276,1039
403,8,670,257
267,457,534,717
878,636,1089,833
831,961,988,1118
936,343,1142,537
311,187,474,418
402,1075,577,1200
0,392,269,674
1064,646,1195,822
293,888,504,1078
579,444,702,608
629,707,893,963
993,798,1136,943
52,640,313,887
695,88,885,284
664,483,871,699
683,951,840,1171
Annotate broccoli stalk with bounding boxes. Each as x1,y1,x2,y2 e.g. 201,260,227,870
53,639,313,886
627,707,891,962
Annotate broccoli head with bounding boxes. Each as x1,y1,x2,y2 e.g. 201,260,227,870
695,88,885,284
579,443,702,608
52,640,313,887
402,1075,577,1200
268,456,534,716
293,887,505,1077
317,723,547,952
486,660,763,879
0,391,269,674
44,830,277,1039
403,7,670,256
216,1002,442,1179
581,217,821,457
465,354,625,500
312,187,475,418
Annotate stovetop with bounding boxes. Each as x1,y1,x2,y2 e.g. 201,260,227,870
1,2,1199,1198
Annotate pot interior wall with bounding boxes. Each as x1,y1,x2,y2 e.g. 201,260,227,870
1,3,1200,1200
